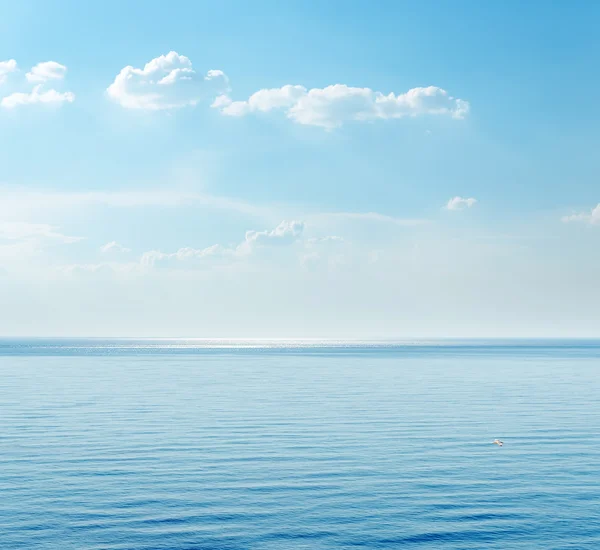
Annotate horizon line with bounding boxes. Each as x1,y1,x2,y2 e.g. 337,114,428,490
1,336,599,341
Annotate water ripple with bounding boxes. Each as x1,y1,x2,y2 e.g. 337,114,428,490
1,342,600,548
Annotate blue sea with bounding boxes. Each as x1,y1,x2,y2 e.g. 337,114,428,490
1,339,600,549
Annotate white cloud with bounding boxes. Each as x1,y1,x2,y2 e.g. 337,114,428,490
445,196,477,210
0,186,269,220
100,241,131,254
1,86,75,109
107,51,228,110
0,59,17,84
0,222,81,243
244,220,304,246
141,221,304,269
140,244,234,267
26,61,67,83
1,60,73,109
562,204,600,225
306,236,344,245
213,84,306,116
214,84,469,128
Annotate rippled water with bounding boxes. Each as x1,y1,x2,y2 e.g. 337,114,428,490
1,340,599,549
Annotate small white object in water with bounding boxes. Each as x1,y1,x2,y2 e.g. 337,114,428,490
493,439,503,447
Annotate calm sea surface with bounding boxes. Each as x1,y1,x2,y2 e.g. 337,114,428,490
1,339,599,549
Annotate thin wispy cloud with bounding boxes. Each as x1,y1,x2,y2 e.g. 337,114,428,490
100,241,131,254
310,211,430,226
57,261,142,277
0,187,270,219
0,222,81,244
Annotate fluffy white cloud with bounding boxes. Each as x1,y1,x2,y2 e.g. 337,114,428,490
213,84,306,116
1,86,75,109
214,84,469,128
0,222,81,243
244,220,304,246
100,241,131,254
26,61,67,83
445,196,477,210
562,204,600,225
107,51,228,110
0,59,17,84
1,60,74,109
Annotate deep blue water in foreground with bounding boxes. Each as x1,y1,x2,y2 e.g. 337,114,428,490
1,339,600,549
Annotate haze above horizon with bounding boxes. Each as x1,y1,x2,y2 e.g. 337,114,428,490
1,0,599,337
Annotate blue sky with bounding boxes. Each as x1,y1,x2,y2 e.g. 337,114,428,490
1,0,599,337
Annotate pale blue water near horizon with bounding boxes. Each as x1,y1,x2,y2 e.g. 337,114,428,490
1,339,600,549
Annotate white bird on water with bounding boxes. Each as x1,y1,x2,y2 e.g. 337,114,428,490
493,439,504,447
